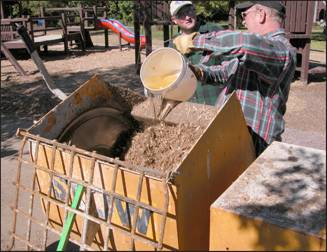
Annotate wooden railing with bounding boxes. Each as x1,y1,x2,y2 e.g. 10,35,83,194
41,6,107,48
42,6,107,30
1,5,108,51
1,17,32,42
1,15,63,43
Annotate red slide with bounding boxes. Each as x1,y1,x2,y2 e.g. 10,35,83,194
97,18,146,48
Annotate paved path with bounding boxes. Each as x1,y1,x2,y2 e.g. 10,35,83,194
283,81,326,150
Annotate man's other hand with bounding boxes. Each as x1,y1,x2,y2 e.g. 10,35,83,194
173,32,199,54
188,63,203,80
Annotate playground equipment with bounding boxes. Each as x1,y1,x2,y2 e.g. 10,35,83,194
10,75,256,250
97,18,146,48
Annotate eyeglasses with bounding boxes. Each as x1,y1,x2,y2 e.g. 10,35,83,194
241,9,257,19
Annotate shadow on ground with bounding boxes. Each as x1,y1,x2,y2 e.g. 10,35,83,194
293,61,326,84
46,241,80,251
234,145,325,250
308,61,326,83
1,64,144,158
3,44,135,62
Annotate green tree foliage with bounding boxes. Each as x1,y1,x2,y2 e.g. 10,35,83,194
105,1,134,25
10,1,230,23
12,1,71,17
11,0,135,25
193,0,230,21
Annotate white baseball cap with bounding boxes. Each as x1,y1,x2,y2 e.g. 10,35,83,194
170,1,193,16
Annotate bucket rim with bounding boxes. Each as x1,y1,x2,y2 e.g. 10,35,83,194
140,47,187,94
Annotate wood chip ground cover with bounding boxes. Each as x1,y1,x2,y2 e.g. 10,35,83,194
123,121,205,171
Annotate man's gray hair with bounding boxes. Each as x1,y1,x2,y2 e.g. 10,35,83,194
256,4,284,24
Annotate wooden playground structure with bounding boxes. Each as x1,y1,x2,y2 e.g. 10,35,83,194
1,1,109,50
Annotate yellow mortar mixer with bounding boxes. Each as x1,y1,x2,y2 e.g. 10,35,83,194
10,74,256,250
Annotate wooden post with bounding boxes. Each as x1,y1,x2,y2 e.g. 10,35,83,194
28,16,34,41
104,29,109,48
93,5,97,29
301,40,310,84
144,0,152,56
1,44,27,76
79,4,86,50
103,5,109,48
39,6,44,17
40,5,45,34
163,23,169,47
61,12,68,53
39,6,46,36
1,0,4,19
134,0,141,74
85,8,89,28
228,0,236,30
119,32,122,51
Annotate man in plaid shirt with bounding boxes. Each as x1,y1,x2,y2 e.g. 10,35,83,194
173,1,297,156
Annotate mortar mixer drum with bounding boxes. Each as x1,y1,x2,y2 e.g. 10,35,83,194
58,107,135,158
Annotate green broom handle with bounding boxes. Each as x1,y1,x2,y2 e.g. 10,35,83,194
57,184,84,251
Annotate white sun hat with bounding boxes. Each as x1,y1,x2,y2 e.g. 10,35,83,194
170,1,193,16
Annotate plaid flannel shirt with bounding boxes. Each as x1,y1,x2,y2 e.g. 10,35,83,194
193,29,296,145
172,19,224,105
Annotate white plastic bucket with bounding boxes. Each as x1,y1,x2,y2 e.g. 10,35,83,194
140,47,197,101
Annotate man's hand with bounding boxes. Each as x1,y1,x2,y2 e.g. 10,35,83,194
188,63,203,80
173,32,199,55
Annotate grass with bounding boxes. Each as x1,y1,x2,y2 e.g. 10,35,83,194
150,25,179,41
311,24,326,52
